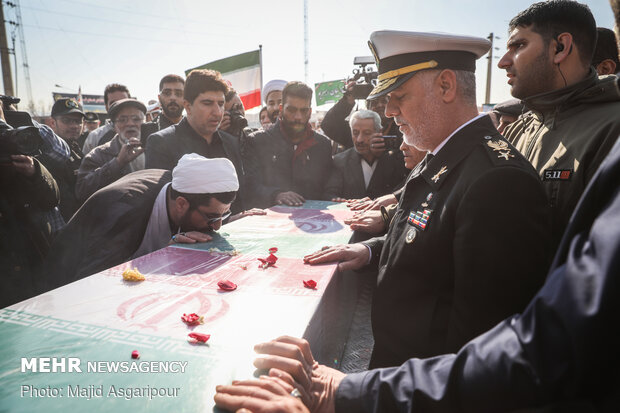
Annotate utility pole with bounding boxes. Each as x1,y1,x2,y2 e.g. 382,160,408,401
0,2,14,96
485,32,493,105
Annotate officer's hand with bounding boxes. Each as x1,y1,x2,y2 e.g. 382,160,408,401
251,336,344,413
303,243,368,272
275,191,305,206
360,193,398,212
344,210,386,234
220,112,231,132
215,378,310,413
117,138,144,165
11,155,35,177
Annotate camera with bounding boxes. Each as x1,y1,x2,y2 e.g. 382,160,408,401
227,103,248,137
0,94,44,163
382,135,400,151
347,56,378,100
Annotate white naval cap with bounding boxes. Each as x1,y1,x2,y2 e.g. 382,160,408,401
172,154,239,194
367,30,491,100
262,79,287,104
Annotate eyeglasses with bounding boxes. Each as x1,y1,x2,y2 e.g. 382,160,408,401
114,115,144,125
284,105,311,116
160,89,183,98
196,209,231,224
57,116,83,126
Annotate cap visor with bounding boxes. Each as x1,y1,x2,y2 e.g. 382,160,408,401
367,72,417,100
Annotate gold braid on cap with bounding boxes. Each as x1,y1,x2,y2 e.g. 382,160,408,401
377,60,439,81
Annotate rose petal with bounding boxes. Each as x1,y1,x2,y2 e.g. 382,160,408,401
188,332,210,343
303,279,317,289
131,350,140,359
269,247,278,253
266,253,278,264
181,313,204,325
217,280,237,291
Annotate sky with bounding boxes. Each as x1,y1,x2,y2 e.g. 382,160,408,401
4,0,616,115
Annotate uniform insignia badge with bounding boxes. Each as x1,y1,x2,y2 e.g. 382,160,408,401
487,140,514,160
405,228,417,244
431,166,447,183
421,202,428,207
426,193,433,201
543,169,572,181
407,209,432,230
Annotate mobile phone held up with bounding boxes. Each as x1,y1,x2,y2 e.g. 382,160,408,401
382,135,400,151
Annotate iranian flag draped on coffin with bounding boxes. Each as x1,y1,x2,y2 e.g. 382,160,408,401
186,50,262,110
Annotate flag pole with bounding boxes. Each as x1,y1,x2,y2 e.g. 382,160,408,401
259,44,263,103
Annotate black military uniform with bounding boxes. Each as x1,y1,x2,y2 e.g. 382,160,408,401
365,115,552,367
359,30,552,369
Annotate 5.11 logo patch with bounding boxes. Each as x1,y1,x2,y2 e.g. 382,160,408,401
543,169,572,181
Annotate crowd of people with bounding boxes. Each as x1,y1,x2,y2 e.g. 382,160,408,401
1,0,620,410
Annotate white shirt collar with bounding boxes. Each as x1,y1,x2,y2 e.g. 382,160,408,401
431,113,487,156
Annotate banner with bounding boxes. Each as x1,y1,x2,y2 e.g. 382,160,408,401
314,79,345,106
52,92,106,113
186,50,262,110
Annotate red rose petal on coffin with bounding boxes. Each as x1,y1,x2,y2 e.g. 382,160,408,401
303,279,317,289
188,332,210,343
269,247,278,254
181,313,203,325
217,280,237,291
131,350,140,359
266,253,278,264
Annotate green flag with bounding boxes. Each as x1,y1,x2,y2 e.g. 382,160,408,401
314,80,345,106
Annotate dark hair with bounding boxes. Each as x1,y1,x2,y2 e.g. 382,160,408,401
282,81,312,105
184,70,229,104
592,27,620,67
104,83,130,106
225,88,238,103
259,106,268,117
509,0,596,66
159,74,185,92
170,187,236,209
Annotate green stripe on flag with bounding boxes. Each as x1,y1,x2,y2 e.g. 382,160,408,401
186,50,260,75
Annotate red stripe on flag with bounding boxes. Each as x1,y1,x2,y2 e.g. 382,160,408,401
240,89,261,110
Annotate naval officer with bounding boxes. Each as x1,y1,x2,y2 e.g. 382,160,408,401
303,30,553,368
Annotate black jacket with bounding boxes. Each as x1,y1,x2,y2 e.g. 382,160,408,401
144,118,248,214
247,120,333,207
141,114,178,146
323,148,408,201
43,169,171,292
336,124,620,413
364,115,552,368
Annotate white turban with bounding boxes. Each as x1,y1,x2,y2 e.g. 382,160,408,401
262,79,287,104
172,154,239,193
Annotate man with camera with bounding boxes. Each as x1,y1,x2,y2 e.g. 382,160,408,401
76,98,147,202
0,106,60,307
321,69,401,150
141,74,185,146
144,69,249,215
246,81,333,207
324,109,407,202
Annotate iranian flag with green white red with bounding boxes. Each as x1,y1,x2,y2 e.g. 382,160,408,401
186,50,262,109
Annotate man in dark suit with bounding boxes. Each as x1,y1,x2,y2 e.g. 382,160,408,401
324,109,408,202
303,30,552,368
144,69,248,214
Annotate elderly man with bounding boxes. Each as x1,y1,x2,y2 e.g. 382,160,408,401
43,154,238,291
324,109,407,202
82,83,131,154
247,81,333,207
76,98,147,202
303,30,552,368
